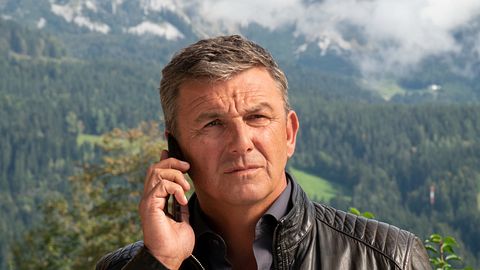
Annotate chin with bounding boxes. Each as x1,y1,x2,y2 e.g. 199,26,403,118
223,183,273,205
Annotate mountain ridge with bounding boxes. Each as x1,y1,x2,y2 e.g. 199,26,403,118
3,0,480,103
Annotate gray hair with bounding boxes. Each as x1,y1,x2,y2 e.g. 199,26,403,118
159,35,289,135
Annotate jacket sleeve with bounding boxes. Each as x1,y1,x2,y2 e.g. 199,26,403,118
95,242,168,270
121,247,170,270
407,236,432,270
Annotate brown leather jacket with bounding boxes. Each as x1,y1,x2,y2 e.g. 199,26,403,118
96,176,431,269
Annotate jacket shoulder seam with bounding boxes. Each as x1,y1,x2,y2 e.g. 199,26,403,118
314,203,414,269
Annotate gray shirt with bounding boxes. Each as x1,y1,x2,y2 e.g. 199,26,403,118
190,177,292,270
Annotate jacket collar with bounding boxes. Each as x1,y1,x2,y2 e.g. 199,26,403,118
274,172,315,259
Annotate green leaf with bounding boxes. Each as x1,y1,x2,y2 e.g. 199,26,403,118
425,244,438,253
443,236,458,246
441,243,454,254
348,207,361,216
445,254,461,262
362,211,375,219
430,234,442,243
443,262,451,268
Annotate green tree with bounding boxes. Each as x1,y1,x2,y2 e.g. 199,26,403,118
11,122,164,269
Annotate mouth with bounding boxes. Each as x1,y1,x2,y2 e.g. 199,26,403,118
224,165,262,174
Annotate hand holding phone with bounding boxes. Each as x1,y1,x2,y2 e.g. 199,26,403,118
138,136,194,268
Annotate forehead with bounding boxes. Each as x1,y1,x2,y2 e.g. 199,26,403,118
177,68,283,113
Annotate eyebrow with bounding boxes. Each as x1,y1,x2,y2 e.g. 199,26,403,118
246,102,275,114
194,102,274,123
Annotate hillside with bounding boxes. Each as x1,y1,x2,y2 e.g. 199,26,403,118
289,167,345,203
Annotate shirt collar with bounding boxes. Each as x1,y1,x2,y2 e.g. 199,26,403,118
263,177,292,221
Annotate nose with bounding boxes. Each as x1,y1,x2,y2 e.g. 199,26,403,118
227,120,254,155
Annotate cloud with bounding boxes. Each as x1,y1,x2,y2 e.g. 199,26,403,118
190,0,480,78
51,2,110,34
195,0,299,29
126,21,184,40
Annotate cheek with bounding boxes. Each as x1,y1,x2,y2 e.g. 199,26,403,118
185,138,221,174
258,125,289,159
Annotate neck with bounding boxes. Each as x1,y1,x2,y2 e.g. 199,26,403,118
196,180,287,269
200,196,270,243
198,182,287,238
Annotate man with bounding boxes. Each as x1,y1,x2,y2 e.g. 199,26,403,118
96,35,430,269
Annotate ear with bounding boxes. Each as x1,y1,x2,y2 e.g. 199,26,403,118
285,110,299,158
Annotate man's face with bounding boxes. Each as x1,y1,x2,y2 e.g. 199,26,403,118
175,67,299,208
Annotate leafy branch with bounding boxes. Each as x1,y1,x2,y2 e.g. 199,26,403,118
425,234,472,270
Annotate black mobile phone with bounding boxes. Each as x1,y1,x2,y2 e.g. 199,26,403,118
167,135,185,222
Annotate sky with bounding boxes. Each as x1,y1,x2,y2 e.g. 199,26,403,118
188,0,480,78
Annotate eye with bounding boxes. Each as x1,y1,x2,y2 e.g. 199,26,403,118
247,114,271,126
251,114,265,119
204,119,223,128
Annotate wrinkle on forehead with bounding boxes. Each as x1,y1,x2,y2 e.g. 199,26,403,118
176,67,285,133
183,88,269,117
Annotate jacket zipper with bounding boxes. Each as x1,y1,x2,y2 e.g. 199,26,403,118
272,219,285,270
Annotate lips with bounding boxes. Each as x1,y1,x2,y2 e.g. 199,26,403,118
224,164,262,174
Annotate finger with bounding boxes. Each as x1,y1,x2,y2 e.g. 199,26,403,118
148,179,189,206
163,157,190,171
139,179,188,215
153,168,190,190
148,158,190,172
143,160,190,194
144,150,169,184
144,168,190,195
